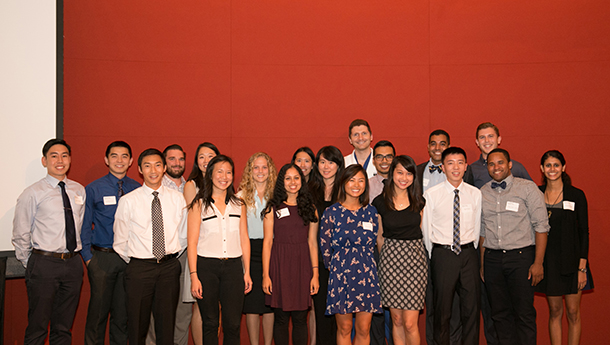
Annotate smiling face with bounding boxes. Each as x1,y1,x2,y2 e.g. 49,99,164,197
541,156,565,183
373,146,394,177
476,128,502,158
428,134,449,165
211,161,233,192
42,144,71,180
139,154,166,189
344,171,367,200
349,125,373,151
294,152,313,178
487,152,512,182
442,153,467,187
252,156,270,184
165,149,185,178
284,167,302,197
197,147,217,174
105,147,133,178
318,155,339,181
392,163,413,191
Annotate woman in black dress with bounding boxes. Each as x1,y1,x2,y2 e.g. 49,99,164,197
537,150,593,345
372,155,427,345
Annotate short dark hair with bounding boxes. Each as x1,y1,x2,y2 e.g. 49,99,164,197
138,148,165,168
348,119,372,136
163,144,185,158
441,147,467,164
42,139,71,157
337,164,369,206
373,140,395,156
429,129,450,145
488,148,510,162
476,122,500,138
105,141,132,158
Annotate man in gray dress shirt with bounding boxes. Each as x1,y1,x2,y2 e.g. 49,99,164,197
12,138,86,345
480,148,549,345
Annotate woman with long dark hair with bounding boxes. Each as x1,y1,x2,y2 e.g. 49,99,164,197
261,164,319,345
187,155,252,345
320,164,382,345
537,150,593,345
309,146,345,345
372,155,427,345
291,147,316,183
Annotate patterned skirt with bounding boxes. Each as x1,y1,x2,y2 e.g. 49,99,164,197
378,238,428,310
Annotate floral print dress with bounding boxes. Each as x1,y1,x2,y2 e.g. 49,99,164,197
319,202,382,315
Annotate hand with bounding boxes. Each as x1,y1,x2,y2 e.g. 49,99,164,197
262,276,272,295
528,262,544,286
578,271,587,290
191,276,203,299
244,273,253,294
310,276,319,295
85,259,91,267
480,266,485,283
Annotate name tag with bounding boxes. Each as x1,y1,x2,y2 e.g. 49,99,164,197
423,178,429,187
103,196,117,205
362,221,373,231
276,207,290,219
505,201,519,212
74,195,84,205
462,204,473,211
563,201,575,211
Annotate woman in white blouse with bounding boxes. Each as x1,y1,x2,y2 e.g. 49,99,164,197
187,155,252,345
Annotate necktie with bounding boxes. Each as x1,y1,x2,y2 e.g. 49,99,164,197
118,180,124,197
452,189,461,255
491,181,507,189
151,191,165,260
58,181,77,252
429,165,442,174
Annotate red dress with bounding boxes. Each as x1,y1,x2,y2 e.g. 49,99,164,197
266,204,312,311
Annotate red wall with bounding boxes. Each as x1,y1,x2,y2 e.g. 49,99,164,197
6,1,610,344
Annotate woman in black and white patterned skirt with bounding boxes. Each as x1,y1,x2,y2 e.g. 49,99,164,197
372,155,427,345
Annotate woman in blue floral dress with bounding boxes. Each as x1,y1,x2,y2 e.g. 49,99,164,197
319,164,382,345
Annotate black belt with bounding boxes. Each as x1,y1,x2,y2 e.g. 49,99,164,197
32,249,80,260
131,253,178,263
433,242,475,250
92,245,115,253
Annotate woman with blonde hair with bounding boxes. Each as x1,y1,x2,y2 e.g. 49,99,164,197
239,152,278,345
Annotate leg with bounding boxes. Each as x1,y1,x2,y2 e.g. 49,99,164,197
390,308,406,345
546,296,563,345
565,292,582,345
291,310,309,345
191,303,203,345
218,258,245,345
262,312,275,345
174,253,193,345
84,251,113,345
403,310,420,345
313,264,336,345
48,255,83,345
431,247,460,345
24,254,58,345
335,313,353,345
480,279,499,345
245,314,261,345
353,312,373,345
309,302,317,345
448,292,463,345
505,248,537,345
273,309,291,345
385,308,394,345
370,311,385,345
126,260,158,345
484,250,515,345
198,257,220,345
424,255,434,345
108,254,129,345
152,258,181,345
456,246,480,345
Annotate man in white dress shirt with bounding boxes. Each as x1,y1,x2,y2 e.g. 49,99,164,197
114,148,187,345
344,119,377,178
422,147,482,345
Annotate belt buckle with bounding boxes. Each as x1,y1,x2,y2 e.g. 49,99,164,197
450,244,456,252
60,252,69,260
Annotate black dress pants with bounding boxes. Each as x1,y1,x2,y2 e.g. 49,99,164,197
483,246,537,345
84,249,128,345
125,257,181,345
431,245,481,345
24,253,83,345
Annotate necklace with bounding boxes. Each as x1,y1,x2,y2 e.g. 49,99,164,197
545,190,563,218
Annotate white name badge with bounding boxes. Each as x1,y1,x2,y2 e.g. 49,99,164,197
462,204,473,211
74,195,84,205
362,222,373,231
563,201,575,211
103,196,117,205
276,207,290,219
505,201,519,212
423,178,429,187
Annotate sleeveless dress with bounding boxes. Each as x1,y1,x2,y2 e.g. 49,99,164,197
266,204,313,311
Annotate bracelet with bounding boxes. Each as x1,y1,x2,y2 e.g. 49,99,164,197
312,266,319,269
190,271,197,275
578,268,587,273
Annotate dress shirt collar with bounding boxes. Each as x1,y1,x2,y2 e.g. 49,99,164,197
477,154,487,166
45,174,66,188
105,172,124,184
490,174,514,192
141,183,164,195
442,179,465,193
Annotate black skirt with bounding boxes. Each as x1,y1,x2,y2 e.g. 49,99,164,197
243,239,273,314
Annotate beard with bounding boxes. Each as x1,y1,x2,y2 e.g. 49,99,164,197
166,166,185,179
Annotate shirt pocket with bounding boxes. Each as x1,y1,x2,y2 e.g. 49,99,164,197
228,214,241,232
202,215,219,234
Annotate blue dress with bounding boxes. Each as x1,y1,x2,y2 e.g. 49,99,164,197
319,202,382,315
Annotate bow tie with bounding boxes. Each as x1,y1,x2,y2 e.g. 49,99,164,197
491,181,507,189
429,165,442,174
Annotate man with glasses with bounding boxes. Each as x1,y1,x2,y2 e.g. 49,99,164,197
369,140,395,200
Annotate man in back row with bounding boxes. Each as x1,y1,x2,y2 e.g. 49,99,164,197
345,119,377,178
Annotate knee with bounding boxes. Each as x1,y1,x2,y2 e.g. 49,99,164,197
391,313,404,328
336,321,352,337
355,323,370,338
548,303,563,320
565,306,581,324
404,318,419,334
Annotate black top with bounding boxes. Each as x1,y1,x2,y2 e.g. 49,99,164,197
372,195,422,240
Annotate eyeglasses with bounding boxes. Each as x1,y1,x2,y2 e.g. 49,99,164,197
374,154,394,161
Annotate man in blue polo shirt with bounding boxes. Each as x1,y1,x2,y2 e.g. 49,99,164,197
81,141,140,345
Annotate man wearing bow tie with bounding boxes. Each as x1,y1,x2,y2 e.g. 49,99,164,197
480,148,549,345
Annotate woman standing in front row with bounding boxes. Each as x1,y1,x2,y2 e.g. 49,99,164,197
262,164,319,345
310,146,345,345
239,153,277,345
187,155,252,345
372,156,427,345
320,164,382,345
537,150,593,345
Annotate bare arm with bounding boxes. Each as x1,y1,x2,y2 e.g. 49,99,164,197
308,213,320,295
528,232,547,286
187,201,203,299
262,211,274,295
376,215,384,253
183,180,197,205
239,204,252,294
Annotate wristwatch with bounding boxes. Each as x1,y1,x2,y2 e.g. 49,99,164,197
578,268,587,273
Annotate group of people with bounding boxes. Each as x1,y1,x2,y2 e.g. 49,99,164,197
12,120,592,345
